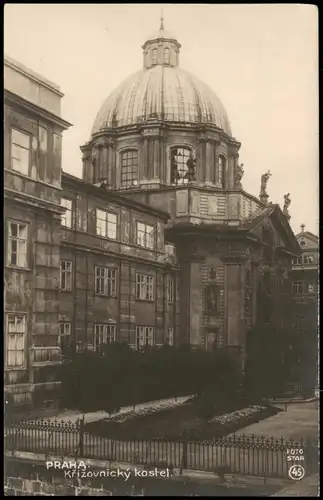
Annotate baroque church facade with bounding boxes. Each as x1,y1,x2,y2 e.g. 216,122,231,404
4,23,300,412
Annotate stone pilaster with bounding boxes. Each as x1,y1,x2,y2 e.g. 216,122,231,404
153,138,160,180
223,251,249,367
205,139,215,185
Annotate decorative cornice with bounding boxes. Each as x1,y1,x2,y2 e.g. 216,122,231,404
4,89,72,130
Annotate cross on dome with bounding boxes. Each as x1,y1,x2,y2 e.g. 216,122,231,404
160,9,164,30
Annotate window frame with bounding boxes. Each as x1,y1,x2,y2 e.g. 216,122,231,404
94,323,116,351
151,49,158,65
61,198,73,229
136,273,154,301
170,146,193,185
166,327,174,346
6,314,27,369
95,266,118,297
60,260,73,292
166,277,174,304
59,322,72,355
164,48,170,64
135,326,154,349
120,149,138,188
96,209,118,240
303,255,314,265
7,220,28,268
11,127,31,176
217,155,226,188
136,222,155,249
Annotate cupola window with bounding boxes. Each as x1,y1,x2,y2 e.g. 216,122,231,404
121,150,138,188
152,49,158,66
217,156,226,188
170,147,196,185
164,48,170,64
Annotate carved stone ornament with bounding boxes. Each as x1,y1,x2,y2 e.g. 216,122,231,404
209,267,217,280
235,163,244,187
206,285,218,314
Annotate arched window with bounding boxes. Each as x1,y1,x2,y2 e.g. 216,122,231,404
151,49,158,66
164,48,170,64
170,147,195,185
121,150,138,188
217,156,226,188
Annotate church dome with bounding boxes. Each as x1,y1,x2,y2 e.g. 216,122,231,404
91,22,232,137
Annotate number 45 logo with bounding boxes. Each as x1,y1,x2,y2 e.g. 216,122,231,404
288,465,305,481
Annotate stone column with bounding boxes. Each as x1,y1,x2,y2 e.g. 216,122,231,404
141,137,149,181
196,137,207,183
153,138,160,180
205,140,214,185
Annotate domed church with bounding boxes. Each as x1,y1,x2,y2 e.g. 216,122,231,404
76,20,300,361
4,21,301,411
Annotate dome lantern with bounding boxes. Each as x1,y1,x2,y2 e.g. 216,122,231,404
142,16,181,70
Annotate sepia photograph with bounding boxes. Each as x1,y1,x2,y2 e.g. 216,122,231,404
3,3,319,497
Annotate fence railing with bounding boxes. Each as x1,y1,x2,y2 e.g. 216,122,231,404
5,419,318,479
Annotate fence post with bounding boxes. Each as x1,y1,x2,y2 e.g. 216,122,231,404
79,415,85,457
180,434,188,475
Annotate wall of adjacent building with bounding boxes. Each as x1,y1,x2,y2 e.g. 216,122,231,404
4,57,68,413
59,177,179,350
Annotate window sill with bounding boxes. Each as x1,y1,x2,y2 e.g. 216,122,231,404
95,294,118,298
135,298,154,303
96,234,118,242
137,244,155,251
5,366,27,371
6,265,32,272
59,289,73,293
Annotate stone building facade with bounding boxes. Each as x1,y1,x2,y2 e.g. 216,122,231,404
80,23,301,361
4,56,71,411
4,23,302,412
290,226,318,334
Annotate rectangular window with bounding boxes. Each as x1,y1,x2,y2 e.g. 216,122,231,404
292,281,303,295
166,328,174,346
61,198,73,228
136,222,155,249
167,277,174,303
95,267,118,296
303,255,314,265
6,314,26,368
60,260,73,291
96,209,117,239
121,150,138,187
11,128,30,175
136,274,154,301
94,324,116,350
8,221,27,268
59,322,71,355
292,257,302,265
136,326,154,349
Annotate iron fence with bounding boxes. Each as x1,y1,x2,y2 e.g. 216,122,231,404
4,418,318,479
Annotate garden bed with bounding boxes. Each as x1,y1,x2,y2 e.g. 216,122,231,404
85,398,282,441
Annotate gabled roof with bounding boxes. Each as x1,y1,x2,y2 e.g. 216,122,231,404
241,204,301,255
295,231,318,243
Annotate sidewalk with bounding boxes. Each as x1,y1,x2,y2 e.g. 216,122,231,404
43,396,192,424
271,473,319,496
230,401,318,441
